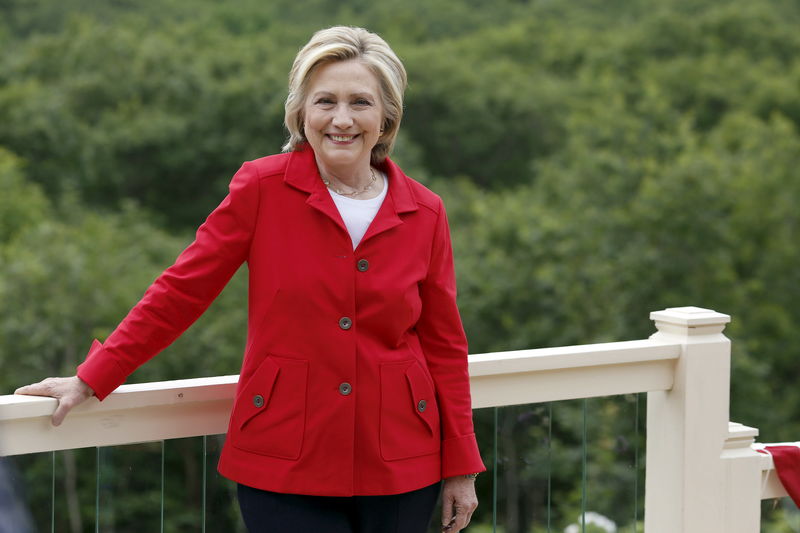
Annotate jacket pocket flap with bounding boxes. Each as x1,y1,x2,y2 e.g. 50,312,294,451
405,362,437,435
237,357,281,430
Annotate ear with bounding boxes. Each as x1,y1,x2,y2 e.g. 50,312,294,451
298,109,307,136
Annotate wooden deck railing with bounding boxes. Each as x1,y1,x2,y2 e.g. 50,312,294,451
0,306,790,532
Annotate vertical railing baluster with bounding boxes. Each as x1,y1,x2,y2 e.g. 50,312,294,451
581,398,587,533
547,402,552,533
492,406,498,533
202,435,207,533
160,440,165,533
95,447,100,533
50,451,55,533
634,393,640,533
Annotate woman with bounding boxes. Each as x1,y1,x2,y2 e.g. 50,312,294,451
16,26,484,532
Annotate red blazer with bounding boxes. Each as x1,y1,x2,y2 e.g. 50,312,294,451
77,146,485,496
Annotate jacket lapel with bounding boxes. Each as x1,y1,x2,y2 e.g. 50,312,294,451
284,146,347,233
283,146,419,243
359,157,419,245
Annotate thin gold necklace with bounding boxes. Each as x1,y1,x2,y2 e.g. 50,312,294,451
322,168,377,198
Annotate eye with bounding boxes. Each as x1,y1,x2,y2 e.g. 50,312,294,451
353,98,373,106
315,97,335,106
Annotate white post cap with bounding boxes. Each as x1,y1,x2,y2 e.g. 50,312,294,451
650,306,731,327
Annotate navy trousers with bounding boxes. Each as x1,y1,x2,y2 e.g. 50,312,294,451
237,481,441,533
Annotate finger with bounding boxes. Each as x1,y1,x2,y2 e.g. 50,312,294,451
52,392,84,427
51,400,70,427
15,382,50,396
441,498,455,531
456,504,477,531
451,505,467,531
464,501,477,526
441,506,454,530
463,511,473,529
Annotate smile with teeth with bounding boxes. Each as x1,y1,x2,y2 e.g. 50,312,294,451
328,134,358,142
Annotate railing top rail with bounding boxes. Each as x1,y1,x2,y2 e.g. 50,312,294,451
469,338,681,376
0,336,682,424
752,442,797,500
0,374,239,423
1,335,684,455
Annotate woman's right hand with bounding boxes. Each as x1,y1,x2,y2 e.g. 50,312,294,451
15,376,94,426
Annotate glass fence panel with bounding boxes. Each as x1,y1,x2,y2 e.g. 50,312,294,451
6,397,643,533
10,447,101,532
162,436,206,532
203,434,247,533
1,453,42,532
96,441,164,532
57,448,98,532
489,395,644,533
583,394,643,533
491,401,555,533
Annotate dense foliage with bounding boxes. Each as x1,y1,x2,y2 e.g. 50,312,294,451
2,0,800,531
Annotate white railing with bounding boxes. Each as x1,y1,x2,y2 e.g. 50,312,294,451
0,306,790,532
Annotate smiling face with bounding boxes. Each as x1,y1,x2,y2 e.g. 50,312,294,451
303,59,385,177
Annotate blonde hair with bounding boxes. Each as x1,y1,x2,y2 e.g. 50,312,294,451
283,26,408,164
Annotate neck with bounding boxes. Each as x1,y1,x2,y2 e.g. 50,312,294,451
315,155,377,187
317,163,373,189
317,160,385,200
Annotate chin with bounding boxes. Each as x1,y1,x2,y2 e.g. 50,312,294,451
319,150,369,168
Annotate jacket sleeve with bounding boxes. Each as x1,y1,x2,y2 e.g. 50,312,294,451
77,162,260,400
417,198,486,478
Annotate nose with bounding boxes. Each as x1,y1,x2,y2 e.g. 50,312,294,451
331,104,354,129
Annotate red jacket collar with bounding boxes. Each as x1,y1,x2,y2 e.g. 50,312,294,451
283,144,419,214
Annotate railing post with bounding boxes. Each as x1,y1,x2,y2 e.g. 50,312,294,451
644,306,732,533
721,422,763,532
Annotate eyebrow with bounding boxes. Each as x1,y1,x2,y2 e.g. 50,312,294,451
311,90,376,100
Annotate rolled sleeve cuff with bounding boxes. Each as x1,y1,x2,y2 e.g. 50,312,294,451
76,340,127,400
441,433,486,478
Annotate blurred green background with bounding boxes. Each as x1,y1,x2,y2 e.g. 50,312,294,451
2,0,799,531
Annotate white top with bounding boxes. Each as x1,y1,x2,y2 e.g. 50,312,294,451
328,172,388,249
